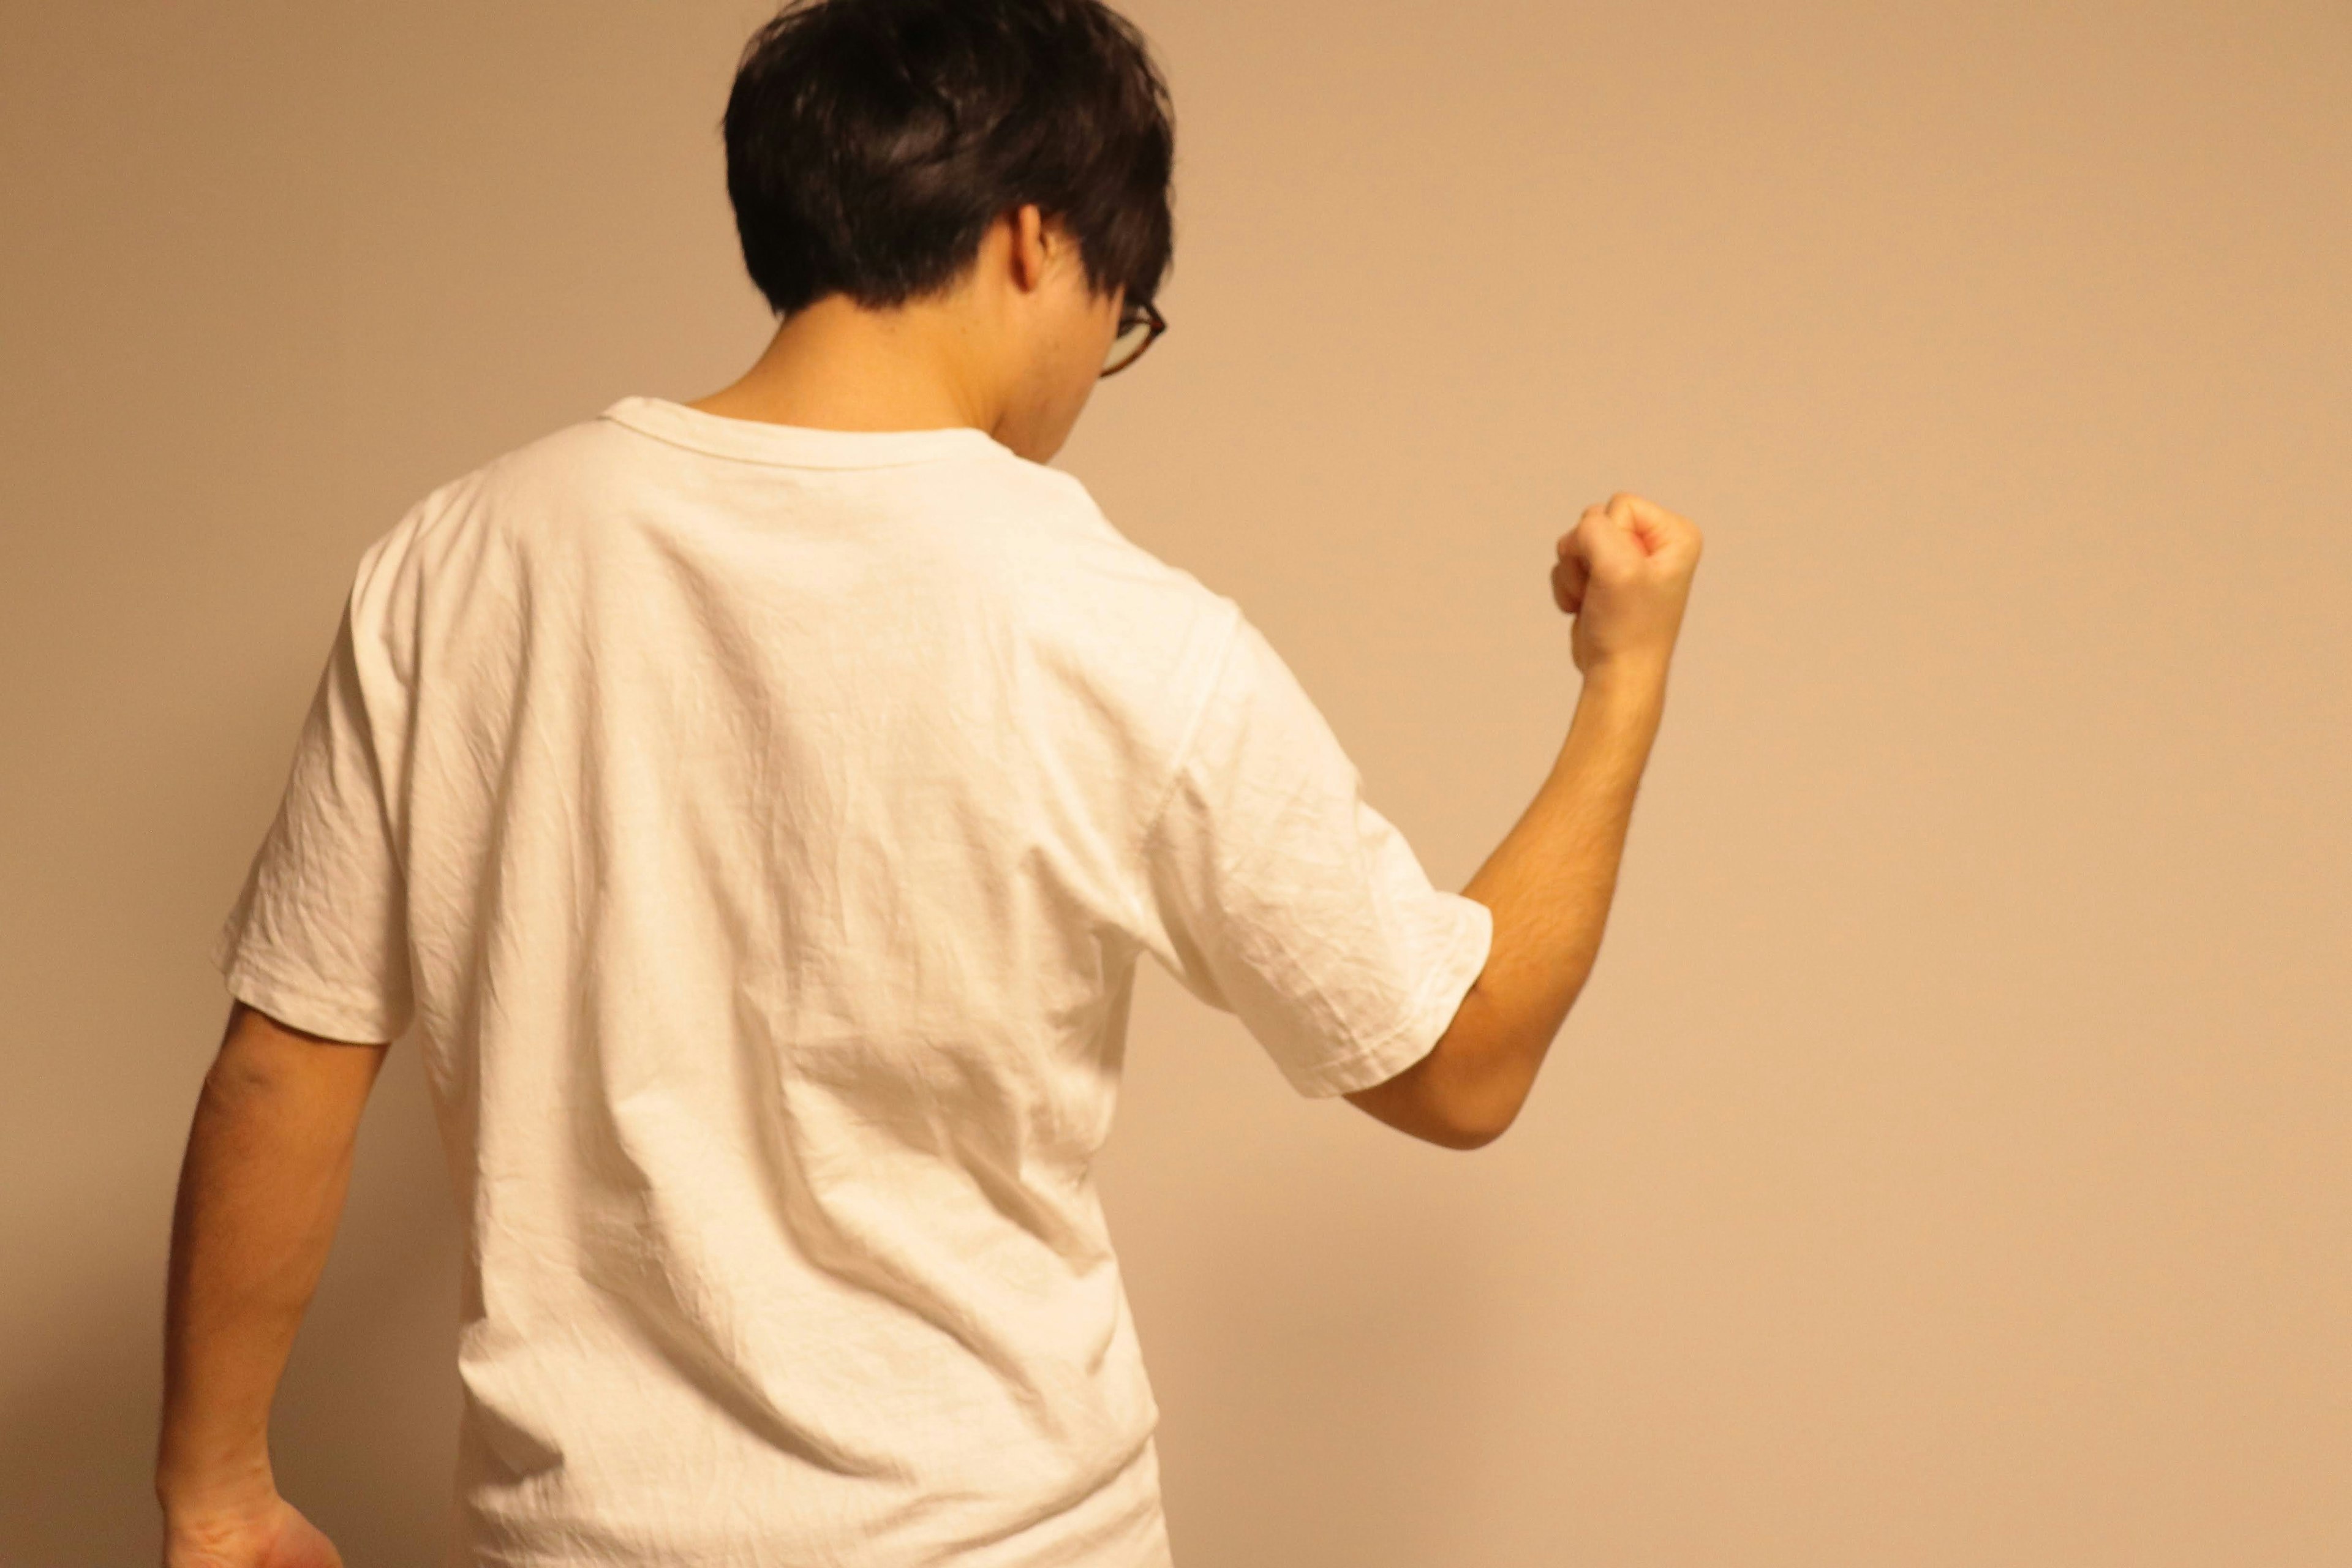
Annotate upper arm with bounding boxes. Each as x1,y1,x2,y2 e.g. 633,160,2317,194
1340,976,1504,1150
213,548,419,1049
208,999,391,1107
1340,1041,1483,1149
1128,606,1495,1109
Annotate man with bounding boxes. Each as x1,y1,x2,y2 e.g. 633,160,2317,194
156,0,1703,1563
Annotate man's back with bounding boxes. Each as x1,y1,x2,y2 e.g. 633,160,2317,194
211,394,1493,1564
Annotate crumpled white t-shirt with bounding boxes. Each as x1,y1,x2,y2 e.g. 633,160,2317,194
211,394,1494,1567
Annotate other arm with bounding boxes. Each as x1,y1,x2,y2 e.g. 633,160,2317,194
155,1000,387,1564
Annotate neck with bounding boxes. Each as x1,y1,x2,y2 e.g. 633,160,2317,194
686,293,1006,438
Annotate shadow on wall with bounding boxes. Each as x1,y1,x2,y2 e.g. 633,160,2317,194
0,1045,464,1565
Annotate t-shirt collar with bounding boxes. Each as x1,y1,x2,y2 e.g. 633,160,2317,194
599,395,1012,469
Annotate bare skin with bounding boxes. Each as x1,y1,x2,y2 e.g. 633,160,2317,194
1343,494,1704,1150
157,1003,386,1567
686,201,1126,463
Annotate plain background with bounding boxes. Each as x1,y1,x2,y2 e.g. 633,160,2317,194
3,1,2346,1563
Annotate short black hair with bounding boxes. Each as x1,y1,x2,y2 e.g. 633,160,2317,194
720,0,1175,318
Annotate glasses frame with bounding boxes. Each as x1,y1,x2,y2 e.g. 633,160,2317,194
1100,298,1167,377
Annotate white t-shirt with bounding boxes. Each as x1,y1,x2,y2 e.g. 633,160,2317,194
212,394,1494,1567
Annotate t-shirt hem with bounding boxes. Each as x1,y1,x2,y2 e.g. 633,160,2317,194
213,922,409,1044
1289,894,1494,1098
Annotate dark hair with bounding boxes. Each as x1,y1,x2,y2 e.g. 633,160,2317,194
719,0,1175,318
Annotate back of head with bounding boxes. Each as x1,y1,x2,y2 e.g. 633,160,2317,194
720,0,1175,319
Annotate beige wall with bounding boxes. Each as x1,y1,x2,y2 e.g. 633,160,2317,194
4,2,2346,1562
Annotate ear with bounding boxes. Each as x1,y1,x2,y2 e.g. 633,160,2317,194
1006,202,1050,293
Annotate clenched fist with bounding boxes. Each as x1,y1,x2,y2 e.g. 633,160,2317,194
1551,492,1704,678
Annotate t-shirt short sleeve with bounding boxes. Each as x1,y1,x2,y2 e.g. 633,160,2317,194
1133,606,1494,1098
211,582,415,1045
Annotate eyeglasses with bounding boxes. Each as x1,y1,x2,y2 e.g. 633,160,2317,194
1100,298,1166,377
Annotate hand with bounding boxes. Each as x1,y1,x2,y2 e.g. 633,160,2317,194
162,1493,343,1568
1550,492,1704,678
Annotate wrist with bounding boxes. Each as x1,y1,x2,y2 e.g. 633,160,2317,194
1575,657,1670,713
156,1451,277,1518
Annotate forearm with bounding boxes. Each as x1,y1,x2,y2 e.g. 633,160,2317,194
1450,659,1669,1134
157,1027,377,1514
